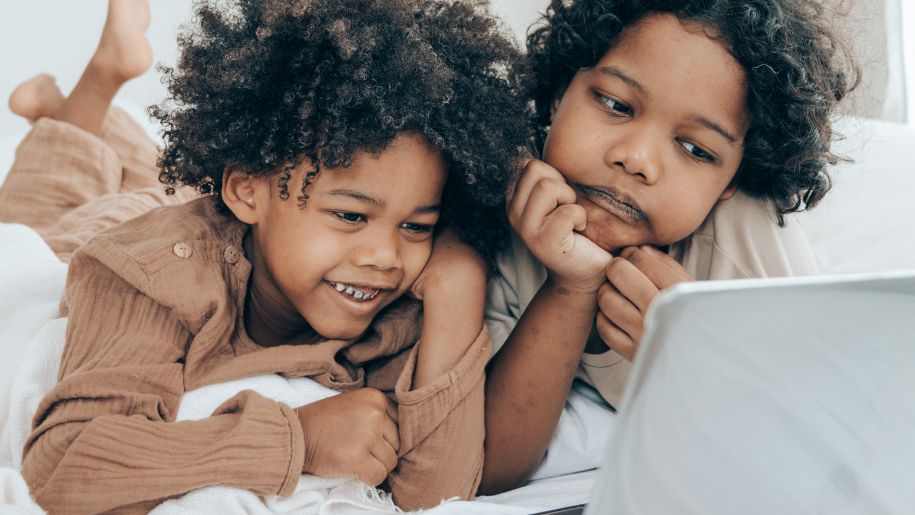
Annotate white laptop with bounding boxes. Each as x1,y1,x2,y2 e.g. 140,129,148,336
539,271,915,515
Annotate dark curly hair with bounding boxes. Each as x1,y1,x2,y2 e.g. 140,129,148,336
150,0,528,264
523,0,859,223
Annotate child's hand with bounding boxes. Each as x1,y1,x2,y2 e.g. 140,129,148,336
596,246,693,360
295,388,399,486
508,159,611,293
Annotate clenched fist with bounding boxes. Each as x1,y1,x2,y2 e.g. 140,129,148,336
295,388,400,486
508,159,611,293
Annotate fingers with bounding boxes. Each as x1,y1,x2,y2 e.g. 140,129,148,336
505,153,535,203
605,257,659,313
518,178,577,236
596,311,635,361
619,246,693,289
384,396,398,424
597,282,643,342
369,438,399,477
382,400,401,453
357,456,391,487
539,203,588,254
508,159,570,227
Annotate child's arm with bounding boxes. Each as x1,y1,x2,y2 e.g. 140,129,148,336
480,159,612,493
381,231,491,510
22,252,304,515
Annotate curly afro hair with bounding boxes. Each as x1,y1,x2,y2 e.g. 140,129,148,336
523,0,859,224
150,0,528,264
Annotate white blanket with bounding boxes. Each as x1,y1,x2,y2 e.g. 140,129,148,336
0,223,607,514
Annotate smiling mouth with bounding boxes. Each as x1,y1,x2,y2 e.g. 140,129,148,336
574,184,647,223
326,281,384,302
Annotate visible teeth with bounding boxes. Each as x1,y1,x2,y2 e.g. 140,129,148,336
331,281,379,301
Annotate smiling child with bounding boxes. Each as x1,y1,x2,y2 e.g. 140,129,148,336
0,0,527,512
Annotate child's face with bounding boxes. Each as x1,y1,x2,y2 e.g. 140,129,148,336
543,13,749,253
243,133,446,341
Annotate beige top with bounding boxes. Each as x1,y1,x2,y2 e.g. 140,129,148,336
0,115,488,515
486,192,819,408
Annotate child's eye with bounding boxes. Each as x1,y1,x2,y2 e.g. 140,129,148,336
401,222,435,234
679,140,717,163
594,92,633,117
332,211,366,224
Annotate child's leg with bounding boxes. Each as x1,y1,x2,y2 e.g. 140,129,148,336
0,0,192,260
10,75,162,193
9,0,153,137
9,0,161,193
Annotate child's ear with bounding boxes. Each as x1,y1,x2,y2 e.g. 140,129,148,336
718,181,738,202
222,167,260,224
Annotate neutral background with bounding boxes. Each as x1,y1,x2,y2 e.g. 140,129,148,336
0,0,911,138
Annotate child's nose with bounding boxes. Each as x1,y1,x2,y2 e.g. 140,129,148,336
604,130,661,185
352,228,402,271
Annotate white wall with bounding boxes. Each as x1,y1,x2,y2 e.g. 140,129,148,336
903,0,915,123
0,1,547,137
0,0,908,138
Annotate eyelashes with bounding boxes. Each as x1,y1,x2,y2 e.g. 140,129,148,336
678,140,716,163
330,211,435,234
591,90,719,165
593,91,633,117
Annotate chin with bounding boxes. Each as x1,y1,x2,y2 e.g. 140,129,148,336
312,319,373,341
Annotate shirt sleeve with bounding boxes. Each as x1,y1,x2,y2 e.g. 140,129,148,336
485,234,548,355
382,327,491,511
22,251,305,515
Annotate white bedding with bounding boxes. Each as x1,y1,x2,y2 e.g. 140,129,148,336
0,222,607,514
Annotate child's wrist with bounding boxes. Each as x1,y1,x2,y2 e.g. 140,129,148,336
294,406,317,474
545,273,603,297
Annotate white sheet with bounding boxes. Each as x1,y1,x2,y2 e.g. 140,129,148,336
0,223,604,514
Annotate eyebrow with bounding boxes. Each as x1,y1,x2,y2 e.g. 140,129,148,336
597,65,646,94
597,65,739,144
326,189,440,213
690,116,739,144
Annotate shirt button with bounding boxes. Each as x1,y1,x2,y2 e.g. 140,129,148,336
223,245,240,264
172,242,193,259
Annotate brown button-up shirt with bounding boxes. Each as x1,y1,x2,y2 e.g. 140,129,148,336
1,115,488,515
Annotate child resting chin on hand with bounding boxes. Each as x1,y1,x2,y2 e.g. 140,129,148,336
481,0,858,493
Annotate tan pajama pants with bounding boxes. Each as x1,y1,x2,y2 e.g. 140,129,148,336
0,108,196,262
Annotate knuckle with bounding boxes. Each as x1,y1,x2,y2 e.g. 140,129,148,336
531,177,552,196
621,247,644,264
364,388,388,405
620,246,638,259
606,258,625,282
368,469,386,487
596,282,610,301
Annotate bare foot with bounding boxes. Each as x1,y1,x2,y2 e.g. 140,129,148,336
88,0,154,86
8,74,66,122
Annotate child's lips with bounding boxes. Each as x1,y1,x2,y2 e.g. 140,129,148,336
574,184,647,224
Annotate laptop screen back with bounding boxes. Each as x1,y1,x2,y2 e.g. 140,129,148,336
587,272,915,515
